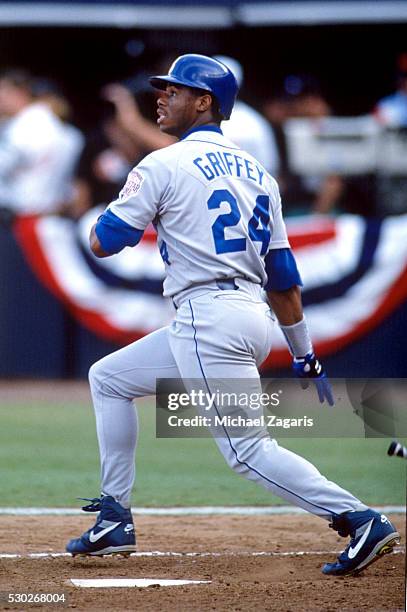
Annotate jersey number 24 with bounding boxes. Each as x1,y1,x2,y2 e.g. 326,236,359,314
207,189,271,256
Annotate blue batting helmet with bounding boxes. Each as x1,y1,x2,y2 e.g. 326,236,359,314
149,54,238,120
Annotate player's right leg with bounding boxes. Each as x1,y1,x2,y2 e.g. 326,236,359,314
169,288,364,519
66,326,180,556
167,286,400,575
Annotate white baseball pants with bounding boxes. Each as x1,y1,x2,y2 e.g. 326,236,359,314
89,280,365,518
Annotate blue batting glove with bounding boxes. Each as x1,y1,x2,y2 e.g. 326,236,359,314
292,352,334,406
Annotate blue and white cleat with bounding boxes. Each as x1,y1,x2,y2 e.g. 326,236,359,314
322,509,400,576
66,495,136,557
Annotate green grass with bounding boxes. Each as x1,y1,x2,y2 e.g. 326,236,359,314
0,400,405,507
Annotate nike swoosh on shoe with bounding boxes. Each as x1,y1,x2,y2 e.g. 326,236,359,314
348,519,374,559
89,522,121,543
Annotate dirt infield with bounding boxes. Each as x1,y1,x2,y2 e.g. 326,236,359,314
0,514,405,611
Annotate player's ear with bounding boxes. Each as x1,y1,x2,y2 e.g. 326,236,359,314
196,93,213,113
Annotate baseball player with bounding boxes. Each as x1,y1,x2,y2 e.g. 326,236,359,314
66,55,399,576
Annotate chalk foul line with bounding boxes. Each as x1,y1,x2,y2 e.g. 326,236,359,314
0,548,404,560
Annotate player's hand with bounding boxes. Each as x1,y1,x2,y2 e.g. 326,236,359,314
292,352,334,406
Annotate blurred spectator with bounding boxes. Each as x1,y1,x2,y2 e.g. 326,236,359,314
74,81,173,212
375,53,407,127
103,83,174,152
373,54,407,215
289,91,331,120
33,78,84,218
264,76,344,215
263,93,296,198
214,55,280,176
0,69,83,220
294,81,343,214
288,76,380,216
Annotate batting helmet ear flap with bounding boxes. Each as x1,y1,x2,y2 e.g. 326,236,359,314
149,54,238,120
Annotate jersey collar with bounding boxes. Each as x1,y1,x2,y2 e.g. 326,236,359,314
180,124,223,140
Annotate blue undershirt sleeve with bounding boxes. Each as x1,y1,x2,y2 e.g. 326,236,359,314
264,248,303,291
94,209,144,255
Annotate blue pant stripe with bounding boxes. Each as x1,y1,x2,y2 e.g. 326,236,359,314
188,299,337,518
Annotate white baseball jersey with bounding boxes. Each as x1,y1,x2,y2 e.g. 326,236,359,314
108,126,289,297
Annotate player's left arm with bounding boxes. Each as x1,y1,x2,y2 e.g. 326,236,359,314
264,250,334,406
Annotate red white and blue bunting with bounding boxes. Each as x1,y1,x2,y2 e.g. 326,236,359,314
14,209,407,368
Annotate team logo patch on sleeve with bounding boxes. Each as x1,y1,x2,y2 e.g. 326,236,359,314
120,169,144,199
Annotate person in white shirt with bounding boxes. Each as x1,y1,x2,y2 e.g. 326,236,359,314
214,55,280,176
0,70,83,217
375,54,407,128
